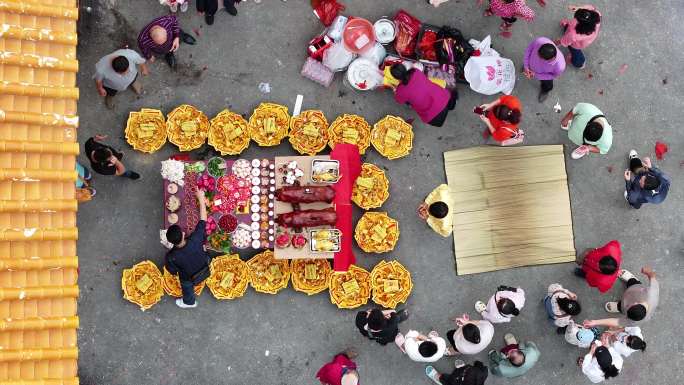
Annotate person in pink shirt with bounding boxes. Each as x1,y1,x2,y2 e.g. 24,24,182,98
316,349,360,385
480,0,536,38
559,5,602,68
390,64,456,127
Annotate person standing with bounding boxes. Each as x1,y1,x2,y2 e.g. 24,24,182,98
544,283,581,333
564,320,597,348
137,14,196,70
164,188,210,309
580,340,622,383
93,48,148,109
395,330,449,362
417,184,453,237
316,349,360,385
559,5,602,69
84,135,140,180
355,308,408,345
474,285,525,323
488,333,540,378
197,0,239,25
624,150,671,209
390,64,456,127
574,240,622,293
608,326,646,358
482,0,535,38
560,102,612,159
445,313,494,355
477,95,523,145
523,37,566,102
583,266,659,328
425,360,489,385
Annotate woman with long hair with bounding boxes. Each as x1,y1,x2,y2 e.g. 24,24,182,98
580,339,623,383
544,283,582,334
559,5,602,68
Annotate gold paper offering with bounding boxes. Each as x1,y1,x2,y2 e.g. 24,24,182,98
352,163,390,210
370,260,413,308
289,110,329,155
162,267,206,298
205,254,251,300
166,104,209,151
208,109,251,155
328,114,371,154
354,212,400,253
370,115,414,160
247,250,290,294
249,102,290,146
328,265,371,309
121,260,164,311
125,108,167,153
291,259,332,295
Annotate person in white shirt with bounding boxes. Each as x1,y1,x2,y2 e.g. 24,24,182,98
475,286,526,323
580,339,623,383
445,314,494,355
607,326,646,358
564,320,596,348
544,283,582,333
395,330,449,363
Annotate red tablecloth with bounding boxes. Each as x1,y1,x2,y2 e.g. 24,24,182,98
330,144,361,271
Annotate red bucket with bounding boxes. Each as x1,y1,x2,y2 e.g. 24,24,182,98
342,18,376,54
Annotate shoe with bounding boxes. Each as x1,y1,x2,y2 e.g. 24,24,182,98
205,14,214,25
604,301,620,313
175,298,197,308
624,190,628,201
475,301,486,313
130,78,143,95
578,64,586,70
128,171,141,180
538,90,550,103
180,30,196,45
165,53,177,70
104,95,114,109
428,331,439,339
504,333,518,346
629,149,638,160
180,1,188,12
618,269,636,282
88,187,97,197
225,1,238,16
571,145,590,159
425,366,441,385
560,119,571,130
453,359,465,369
394,333,406,352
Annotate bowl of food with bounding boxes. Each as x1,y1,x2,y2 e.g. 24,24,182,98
311,159,340,184
166,195,181,212
290,259,332,295
125,108,167,153
246,250,290,294
205,254,251,300
207,157,227,178
354,211,399,253
121,260,164,311
249,103,290,146
352,163,389,209
370,260,412,308
289,110,329,155
166,104,209,151
328,265,371,309
209,109,251,155
328,114,371,154
208,230,231,253
370,115,414,160
218,214,238,233
310,229,341,253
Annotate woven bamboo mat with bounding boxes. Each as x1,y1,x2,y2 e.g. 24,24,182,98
0,1,80,384
444,145,576,275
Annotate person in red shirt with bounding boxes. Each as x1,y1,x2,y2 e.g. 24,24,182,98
316,349,360,385
574,240,622,293
477,95,522,144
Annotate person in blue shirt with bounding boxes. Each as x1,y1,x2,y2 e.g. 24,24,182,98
165,188,209,309
624,150,670,209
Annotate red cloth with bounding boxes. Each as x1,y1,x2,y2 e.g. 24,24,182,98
330,144,361,271
316,354,358,385
655,141,668,160
582,240,622,293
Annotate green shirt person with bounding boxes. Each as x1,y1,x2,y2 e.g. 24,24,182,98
489,336,540,378
560,103,612,159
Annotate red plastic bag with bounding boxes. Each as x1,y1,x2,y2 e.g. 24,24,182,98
655,141,669,160
418,30,438,61
393,10,422,57
312,0,345,27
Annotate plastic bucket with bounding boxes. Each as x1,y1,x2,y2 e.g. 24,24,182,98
342,18,376,54
373,18,396,44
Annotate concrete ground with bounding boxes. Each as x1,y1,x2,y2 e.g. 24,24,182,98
75,1,683,384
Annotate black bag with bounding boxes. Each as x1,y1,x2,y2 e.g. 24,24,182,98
443,360,489,385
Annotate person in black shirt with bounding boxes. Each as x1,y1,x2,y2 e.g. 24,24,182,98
355,308,408,345
165,188,209,308
84,135,140,179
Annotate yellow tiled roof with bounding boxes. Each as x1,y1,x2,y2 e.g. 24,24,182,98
0,0,80,384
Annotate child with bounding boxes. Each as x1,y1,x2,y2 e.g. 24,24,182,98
481,0,535,38
417,184,453,237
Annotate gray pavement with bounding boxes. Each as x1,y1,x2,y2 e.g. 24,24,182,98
75,1,683,384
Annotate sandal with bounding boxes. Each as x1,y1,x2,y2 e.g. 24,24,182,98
425,366,441,384
604,302,620,313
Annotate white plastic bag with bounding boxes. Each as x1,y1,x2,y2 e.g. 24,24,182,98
464,56,516,95
468,35,500,57
323,42,357,72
